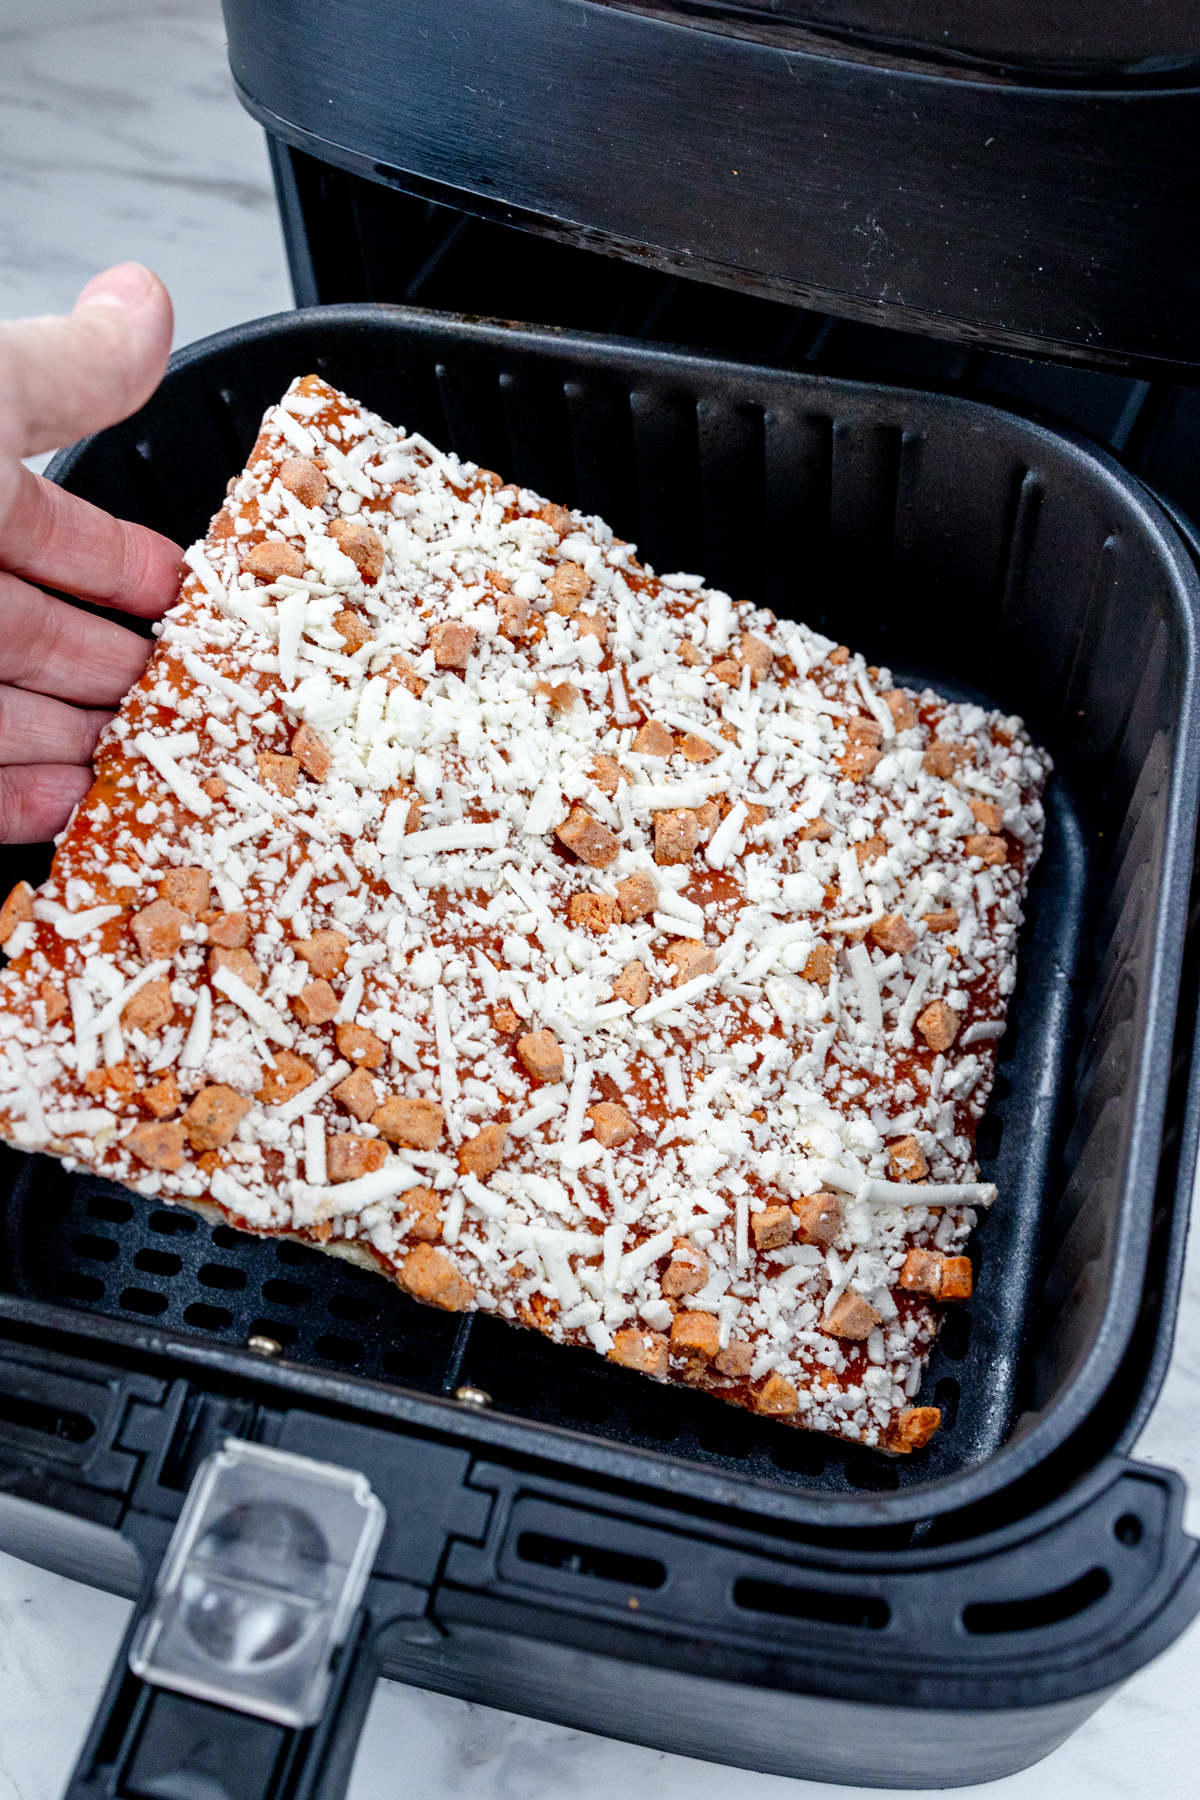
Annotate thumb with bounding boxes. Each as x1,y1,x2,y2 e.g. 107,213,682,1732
0,263,174,463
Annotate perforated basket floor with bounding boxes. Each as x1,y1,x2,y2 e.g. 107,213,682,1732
1,1144,977,1497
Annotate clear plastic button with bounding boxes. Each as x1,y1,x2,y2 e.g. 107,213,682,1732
129,1439,385,1727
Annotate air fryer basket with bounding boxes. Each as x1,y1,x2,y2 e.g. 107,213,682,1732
2,305,1199,1539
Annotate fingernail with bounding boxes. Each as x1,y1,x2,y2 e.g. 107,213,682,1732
73,263,156,312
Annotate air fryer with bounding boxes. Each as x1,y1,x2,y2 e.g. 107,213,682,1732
5,5,1200,1793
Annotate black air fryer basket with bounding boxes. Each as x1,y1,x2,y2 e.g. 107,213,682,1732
2,307,1200,1796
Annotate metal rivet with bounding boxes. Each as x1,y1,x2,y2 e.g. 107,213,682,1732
246,1334,283,1356
454,1385,492,1408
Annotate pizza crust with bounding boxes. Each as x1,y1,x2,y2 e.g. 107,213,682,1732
0,375,1051,1454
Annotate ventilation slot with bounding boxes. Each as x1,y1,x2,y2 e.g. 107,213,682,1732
975,1113,1003,1161
329,1292,380,1324
558,1387,616,1427
937,1310,972,1362
933,1377,961,1432
58,1272,104,1303
198,1263,246,1291
72,1233,119,1263
185,1303,233,1331
962,1566,1111,1635
517,1532,666,1591
263,1278,312,1308
845,1459,900,1491
148,1210,196,1236
121,1288,168,1316
627,1407,682,1443
770,1434,826,1476
699,1416,757,1461
86,1194,134,1224
381,1346,433,1381
0,1390,95,1445
734,1577,889,1631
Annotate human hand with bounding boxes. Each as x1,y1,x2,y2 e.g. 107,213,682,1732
0,263,184,843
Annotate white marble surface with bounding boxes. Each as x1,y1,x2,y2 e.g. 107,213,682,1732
1,3,1200,1797
0,0,290,342
1,0,291,472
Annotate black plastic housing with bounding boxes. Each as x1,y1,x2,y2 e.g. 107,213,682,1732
259,133,1200,554
42,1379,1200,1793
2,306,1200,1788
220,0,1200,375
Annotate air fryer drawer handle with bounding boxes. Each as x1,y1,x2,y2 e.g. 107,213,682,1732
64,1610,381,1800
63,1441,390,1800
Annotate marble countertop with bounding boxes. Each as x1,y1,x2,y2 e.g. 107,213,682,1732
1,3,1199,1797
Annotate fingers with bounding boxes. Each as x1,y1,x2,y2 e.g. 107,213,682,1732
1,467,184,620
0,263,182,617
0,686,113,768
0,264,174,463
0,569,157,706
0,265,178,844
0,683,113,845
0,763,93,845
